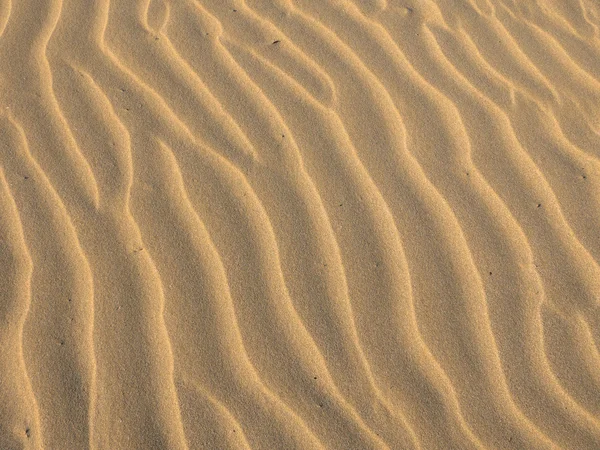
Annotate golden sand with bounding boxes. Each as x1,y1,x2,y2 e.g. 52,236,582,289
1,0,600,448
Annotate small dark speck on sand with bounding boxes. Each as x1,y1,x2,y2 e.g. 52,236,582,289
537,203,542,208
25,428,31,438
272,40,281,45
24,176,29,180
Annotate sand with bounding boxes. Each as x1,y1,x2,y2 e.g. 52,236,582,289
0,0,600,449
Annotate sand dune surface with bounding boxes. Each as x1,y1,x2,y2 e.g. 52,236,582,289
1,0,600,449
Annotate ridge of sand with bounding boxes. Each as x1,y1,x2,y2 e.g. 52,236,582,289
1,0,600,449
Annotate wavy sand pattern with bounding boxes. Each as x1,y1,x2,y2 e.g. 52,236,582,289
0,0,600,448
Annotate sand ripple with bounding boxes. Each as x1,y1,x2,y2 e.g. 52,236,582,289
1,0,600,448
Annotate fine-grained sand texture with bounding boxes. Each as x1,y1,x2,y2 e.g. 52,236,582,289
1,0,600,449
